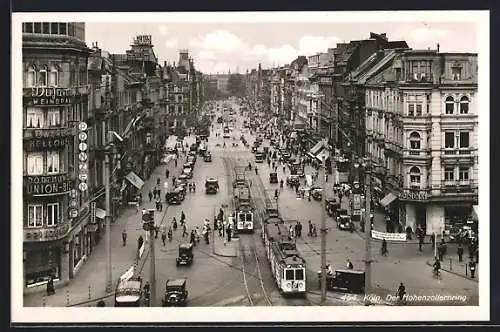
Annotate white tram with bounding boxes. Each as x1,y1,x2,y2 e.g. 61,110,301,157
262,221,306,294
234,186,254,232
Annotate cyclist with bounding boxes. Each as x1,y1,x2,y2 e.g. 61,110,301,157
433,257,441,277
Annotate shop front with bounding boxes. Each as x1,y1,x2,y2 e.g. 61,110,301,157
24,244,63,289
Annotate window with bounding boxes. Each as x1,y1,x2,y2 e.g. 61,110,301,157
34,23,41,33
24,22,33,33
47,203,59,226
27,153,44,175
459,167,469,181
444,132,455,149
42,22,50,34
47,108,60,127
27,66,36,88
452,67,462,80
460,96,469,114
295,269,304,280
285,269,294,280
445,96,454,114
49,66,59,87
409,132,421,150
444,167,454,181
459,132,470,148
26,107,44,128
27,205,43,228
38,66,47,87
59,23,66,35
409,166,421,186
50,23,58,34
416,104,422,116
408,104,415,116
47,151,60,174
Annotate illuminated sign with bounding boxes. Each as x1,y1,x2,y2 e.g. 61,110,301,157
25,174,73,196
135,35,152,45
24,87,81,106
24,136,71,151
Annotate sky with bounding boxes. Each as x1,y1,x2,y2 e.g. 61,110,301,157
85,20,478,74
82,14,478,74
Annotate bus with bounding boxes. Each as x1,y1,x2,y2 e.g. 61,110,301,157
336,158,351,184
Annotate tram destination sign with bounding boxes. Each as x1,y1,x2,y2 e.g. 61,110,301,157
25,174,73,196
24,87,82,106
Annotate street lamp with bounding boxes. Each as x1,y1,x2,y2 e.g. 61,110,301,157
319,154,327,305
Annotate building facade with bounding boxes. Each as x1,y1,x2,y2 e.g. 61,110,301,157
22,22,92,291
365,49,478,235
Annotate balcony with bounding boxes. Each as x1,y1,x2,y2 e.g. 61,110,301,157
440,180,478,194
24,222,71,243
403,149,432,160
441,148,475,164
402,114,432,125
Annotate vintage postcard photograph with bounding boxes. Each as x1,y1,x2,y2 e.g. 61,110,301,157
11,10,489,323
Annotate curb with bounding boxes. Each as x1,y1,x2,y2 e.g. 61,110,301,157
425,260,478,282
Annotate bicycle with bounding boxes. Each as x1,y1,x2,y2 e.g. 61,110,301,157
432,268,442,280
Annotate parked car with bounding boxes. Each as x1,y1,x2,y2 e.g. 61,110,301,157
337,215,354,232
318,269,365,294
286,174,300,186
269,172,278,184
176,243,194,266
204,152,212,162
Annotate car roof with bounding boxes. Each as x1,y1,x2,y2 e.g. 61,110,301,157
166,279,187,287
179,243,193,249
335,269,365,275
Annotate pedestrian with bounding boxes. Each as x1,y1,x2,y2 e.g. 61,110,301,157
172,176,176,187
46,275,55,296
227,225,232,242
190,230,196,245
166,169,170,178
418,236,424,252
175,159,178,168
181,211,186,223
135,200,140,213
457,245,464,262
381,239,388,256
122,229,127,246
274,189,279,199
192,182,196,192
172,217,177,230
182,223,188,237
469,260,477,278
148,190,153,202
297,221,303,237
308,220,313,236
397,282,406,302
155,225,159,239
283,165,286,173
272,161,275,170
141,207,146,218
138,235,144,251
188,183,192,192
159,201,163,212
430,233,436,248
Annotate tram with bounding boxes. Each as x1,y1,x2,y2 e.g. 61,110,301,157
262,221,307,295
234,186,254,232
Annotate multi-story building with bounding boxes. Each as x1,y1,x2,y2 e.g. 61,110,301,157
365,48,478,235
22,22,92,291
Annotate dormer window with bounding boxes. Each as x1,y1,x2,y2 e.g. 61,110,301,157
452,64,462,80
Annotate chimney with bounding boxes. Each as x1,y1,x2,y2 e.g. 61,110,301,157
437,43,440,52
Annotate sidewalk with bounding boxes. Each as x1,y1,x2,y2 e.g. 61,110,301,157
426,256,479,282
212,231,239,257
23,153,184,307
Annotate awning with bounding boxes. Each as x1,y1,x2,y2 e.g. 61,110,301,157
95,208,106,219
125,171,145,189
309,141,325,155
379,192,398,207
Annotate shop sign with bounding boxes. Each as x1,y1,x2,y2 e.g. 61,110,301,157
24,136,72,151
371,230,407,242
24,127,74,139
319,77,333,85
90,202,96,225
399,190,429,201
69,208,79,218
25,174,72,196
25,87,79,106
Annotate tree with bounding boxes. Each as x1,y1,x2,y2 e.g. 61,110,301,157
227,74,246,96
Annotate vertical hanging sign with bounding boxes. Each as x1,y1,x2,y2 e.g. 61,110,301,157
78,122,89,193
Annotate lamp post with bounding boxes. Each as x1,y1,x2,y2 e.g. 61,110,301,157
356,156,373,304
104,136,114,293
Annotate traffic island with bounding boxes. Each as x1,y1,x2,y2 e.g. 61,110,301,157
212,232,238,257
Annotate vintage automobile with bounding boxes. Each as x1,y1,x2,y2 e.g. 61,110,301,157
165,188,185,205
205,178,219,194
336,208,348,221
337,214,354,232
183,167,193,179
280,152,291,162
177,174,189,186
286,174,300,186
269,172,278,184
317,269,365,294
325,198,341,217
203,152,212,162
310,186,323,201
162,278,189,307
198,146,207,157
176,243,194,266
114,278,143,307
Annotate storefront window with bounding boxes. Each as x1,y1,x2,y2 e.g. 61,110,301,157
27,204,43,228
25,249,61,287
27,152,43,175
47,203,59,226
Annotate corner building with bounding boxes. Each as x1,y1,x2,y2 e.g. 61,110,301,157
22,22,92,291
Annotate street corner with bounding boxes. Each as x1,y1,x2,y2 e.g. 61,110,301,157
425,259,478,282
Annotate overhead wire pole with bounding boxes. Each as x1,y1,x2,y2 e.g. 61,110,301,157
320,154,327,305
104,132,113,293
364,156,372,305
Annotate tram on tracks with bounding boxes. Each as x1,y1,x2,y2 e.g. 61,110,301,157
262,221,307,295
232,167,255,233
